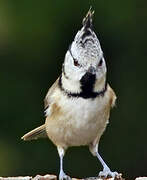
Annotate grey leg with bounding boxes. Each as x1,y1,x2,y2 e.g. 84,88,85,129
89,143,119,178
57,147,71,180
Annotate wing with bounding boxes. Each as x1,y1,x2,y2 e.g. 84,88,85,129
44,77,60,110
107,84,117,108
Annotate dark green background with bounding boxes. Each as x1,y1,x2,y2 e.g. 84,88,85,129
0,0,146,179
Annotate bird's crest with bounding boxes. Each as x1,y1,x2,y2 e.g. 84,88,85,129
82,7,94,29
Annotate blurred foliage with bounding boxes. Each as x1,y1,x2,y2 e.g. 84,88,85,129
0,0,147,179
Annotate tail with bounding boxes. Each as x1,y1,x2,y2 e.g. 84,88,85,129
21,124,47,141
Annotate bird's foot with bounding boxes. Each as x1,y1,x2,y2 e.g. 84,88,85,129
98,167,120,178
59,171,71,180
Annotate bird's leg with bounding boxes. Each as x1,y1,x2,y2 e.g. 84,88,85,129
89,143,119,178
96,151,119,178
57,147,71,180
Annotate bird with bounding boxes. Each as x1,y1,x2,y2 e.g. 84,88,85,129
21,8,119,180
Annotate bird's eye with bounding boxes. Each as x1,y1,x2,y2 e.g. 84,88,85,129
74,59,80,67
98,59,103,67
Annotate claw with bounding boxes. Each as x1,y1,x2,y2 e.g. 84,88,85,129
59,171,71,180
98,167,119,178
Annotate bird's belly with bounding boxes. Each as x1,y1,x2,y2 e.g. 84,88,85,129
65,113,108,146
45,96,110,148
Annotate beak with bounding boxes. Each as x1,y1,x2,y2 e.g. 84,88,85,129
87,66,96,75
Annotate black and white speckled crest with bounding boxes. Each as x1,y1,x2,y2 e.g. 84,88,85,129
70,9,103,65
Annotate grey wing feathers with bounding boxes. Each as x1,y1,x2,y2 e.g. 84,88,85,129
21,124,47,141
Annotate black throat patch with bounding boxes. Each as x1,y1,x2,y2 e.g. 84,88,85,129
58,74,107,99
80,72,96,98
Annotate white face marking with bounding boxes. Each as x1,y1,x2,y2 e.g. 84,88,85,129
62,26,107,93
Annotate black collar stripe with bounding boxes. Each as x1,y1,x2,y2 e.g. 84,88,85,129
58,75,107,99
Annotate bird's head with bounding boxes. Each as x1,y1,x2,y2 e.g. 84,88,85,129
62,8,107,95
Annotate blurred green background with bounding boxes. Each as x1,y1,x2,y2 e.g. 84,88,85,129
0,0,146,179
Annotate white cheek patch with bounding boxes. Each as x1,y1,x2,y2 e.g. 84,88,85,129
61,74,81,93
